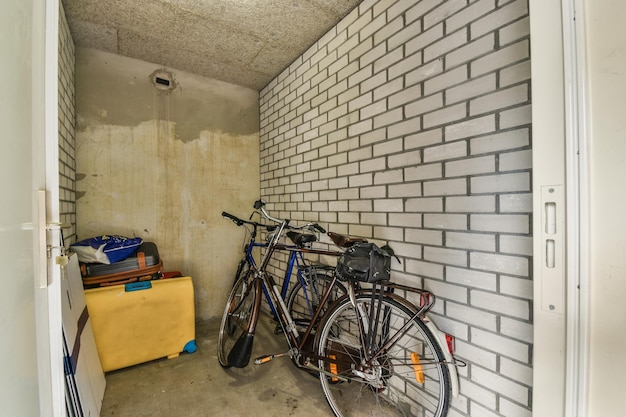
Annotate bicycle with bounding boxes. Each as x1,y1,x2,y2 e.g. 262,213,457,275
219,201,347,362
218,201,455,417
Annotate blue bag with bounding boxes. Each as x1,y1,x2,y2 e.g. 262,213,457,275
71,235,143,264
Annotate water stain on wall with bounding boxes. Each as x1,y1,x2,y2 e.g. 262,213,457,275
75,49,261,320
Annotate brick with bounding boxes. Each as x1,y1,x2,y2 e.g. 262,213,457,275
405,128,443,150
471,366,529,405
446,74,497,105
389,213,422,228
424,66,468,96
471,214,529,234
500,357,533,386
471,172,530,194
501,62,531,88
373,137,403,157
499,398,532,417
446,232,496,252
406,94,445,118
389,51,424,80
446,155,496,177
454,340,497,370
424,277,469,302
360,127,387,145
424,103,467,129
348,118,372,136
389,84,423,109
373,226,404,241
500,104,531,128
374,44,404,74
374,198,404,212
423,0,467,30
388,19,423,51
388,149,422,168
426,27,469,64
337,162,359,176
348,173,373,187
446,264,498,291
424,178,467,196
404,0,445,25
374,15,404,45
373,77,404,101
448,301,497,332
405,259,444,279
471,289,530,319
500,16,530,46
446,34,495,69
444,115,496,141
500,149,531,171
424,213,468,230
471,0,529,39
459,378,497,411
374,108,403,129
360,185,386,199
470,84,529,116
500,234,532,256
349,199,373,212
406,59,444,87
470,128,529,155
500,317,533,344
446,195,496,213
406,197,444,212
471,40,529,77
361,212,387,226
499,193,532,213
424,140,467,162
388,183,421,198
388,117,422,139
347,8,373,39
446,0,497,33
361,71,387,94
500,275,532,300
360,157,386,173
406,228,443,246
470,252,528,276
471,328,529,362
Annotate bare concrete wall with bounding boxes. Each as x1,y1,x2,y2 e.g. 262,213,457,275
75,48,260,320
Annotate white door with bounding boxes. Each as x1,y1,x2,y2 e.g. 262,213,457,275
0,1,63,416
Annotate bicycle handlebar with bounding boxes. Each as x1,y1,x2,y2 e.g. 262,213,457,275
253,200,326,234
222,211,277,231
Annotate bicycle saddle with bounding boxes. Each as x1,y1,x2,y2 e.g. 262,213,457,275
327,231,368,248
287,231,317,247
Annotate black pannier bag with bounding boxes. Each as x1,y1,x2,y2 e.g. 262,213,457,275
336,242,391,283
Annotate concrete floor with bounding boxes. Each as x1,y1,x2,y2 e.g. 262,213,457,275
100,316,333,417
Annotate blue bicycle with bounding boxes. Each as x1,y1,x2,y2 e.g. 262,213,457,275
219,201,346,367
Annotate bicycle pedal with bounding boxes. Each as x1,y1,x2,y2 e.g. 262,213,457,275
254,352,288,365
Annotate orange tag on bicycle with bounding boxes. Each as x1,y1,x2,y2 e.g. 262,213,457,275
329,354,339,382
410,352,425,384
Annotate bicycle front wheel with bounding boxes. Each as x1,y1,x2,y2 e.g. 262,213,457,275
316,293,451,417
217,270,257,367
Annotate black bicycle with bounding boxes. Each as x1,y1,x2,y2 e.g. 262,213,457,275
218,200,454,417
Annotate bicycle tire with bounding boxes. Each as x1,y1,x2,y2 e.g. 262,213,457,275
233,258,250,287
285,269,346,332
315,293,451,417
217,270,257,367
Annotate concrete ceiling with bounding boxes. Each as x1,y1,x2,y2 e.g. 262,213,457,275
62,0,363,91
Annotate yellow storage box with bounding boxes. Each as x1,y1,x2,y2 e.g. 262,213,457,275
85,277,196,372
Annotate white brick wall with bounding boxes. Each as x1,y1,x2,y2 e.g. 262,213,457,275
259,1,531,415
59,4,76,244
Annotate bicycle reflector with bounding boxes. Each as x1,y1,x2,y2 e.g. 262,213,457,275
410,352,425,384
329,354,339,382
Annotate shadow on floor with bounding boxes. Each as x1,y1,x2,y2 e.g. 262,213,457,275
100,317,333,417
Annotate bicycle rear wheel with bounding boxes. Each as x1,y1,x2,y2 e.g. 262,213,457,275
286,268,346,332
316,293,451,417
217,270,257,367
